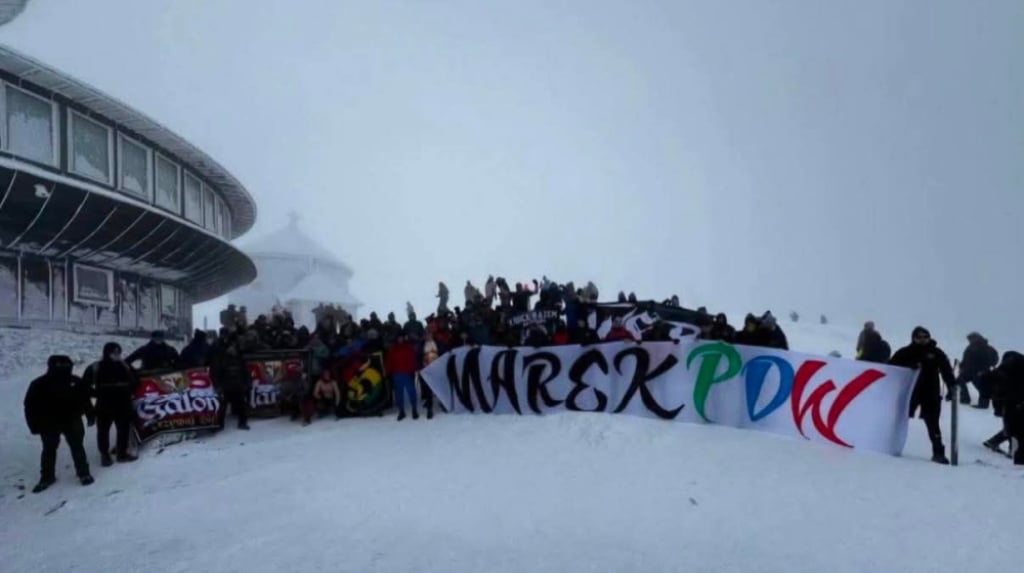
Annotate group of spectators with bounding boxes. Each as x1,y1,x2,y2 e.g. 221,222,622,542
21,275,1024,495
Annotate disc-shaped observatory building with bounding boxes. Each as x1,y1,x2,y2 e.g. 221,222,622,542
0,45,257,336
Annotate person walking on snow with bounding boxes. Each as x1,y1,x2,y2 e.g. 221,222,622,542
958,332,999,408
890,327,957,464
386,333,419,420
83,343,138,466
24,355,95,492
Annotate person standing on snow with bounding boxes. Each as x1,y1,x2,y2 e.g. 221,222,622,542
759,313,789,350
179,329,212,369
857,326,892,364
211,334,251,431
890,327,957,464
83,343,138,466
957,332,999,408
420,330,440,419
23,355,95,492
980,351,1024,462
386,333,420,420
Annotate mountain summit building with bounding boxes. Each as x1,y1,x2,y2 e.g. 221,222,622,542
0,45,257,336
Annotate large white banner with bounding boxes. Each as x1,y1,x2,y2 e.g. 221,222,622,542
420,341,918,456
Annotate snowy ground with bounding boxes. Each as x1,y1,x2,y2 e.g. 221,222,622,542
0,323,1021,573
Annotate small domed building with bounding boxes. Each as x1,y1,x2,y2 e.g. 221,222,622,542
227,213,361,328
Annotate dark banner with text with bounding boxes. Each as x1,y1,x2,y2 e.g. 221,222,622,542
246,350,311,418
133,368,221,443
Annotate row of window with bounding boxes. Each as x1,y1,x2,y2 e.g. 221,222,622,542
0,255,190,331
0,81,231,238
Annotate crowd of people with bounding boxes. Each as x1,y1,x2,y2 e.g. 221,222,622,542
20,275,1024,494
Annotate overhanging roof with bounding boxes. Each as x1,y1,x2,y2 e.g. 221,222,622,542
0,165,256,302
0,43,257,238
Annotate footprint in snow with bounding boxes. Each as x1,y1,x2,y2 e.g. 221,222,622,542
689,497,699,506
44,500,67,516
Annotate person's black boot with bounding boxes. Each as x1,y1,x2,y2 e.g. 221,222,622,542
80,475,95,486
412,409,420,420
32,478,55,494
238,422,250,431
931,443,950,465
101,454,114,467
116,453,138,463
397,411,407,421
974,398,990,410
427,409,434,420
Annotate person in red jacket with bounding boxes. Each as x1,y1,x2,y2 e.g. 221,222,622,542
386,333,420,420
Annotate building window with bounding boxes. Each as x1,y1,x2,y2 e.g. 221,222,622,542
3,84,58,166
218,199,230,238
51,261,67,322
68,110,113,184
21,256,50,320
120,276,138,329
203,185,216,230
118,134,151,199
160,284,177,317
0,255,17,319
72,263,114,307
154,154,181,213
184,172,203,224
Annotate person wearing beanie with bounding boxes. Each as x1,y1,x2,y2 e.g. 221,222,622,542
23,355,95,492
890,326,957,464
83,343,138,466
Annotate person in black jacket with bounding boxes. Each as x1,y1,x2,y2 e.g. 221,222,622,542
958,332,999,408
858,328,892,363
125,330,180,371
890,326,957,464
981,351,1024,463
211,334,251,430
179,329,212,369
734,314,766,347
760,313,789,350
83,343,138,466
23,355,95,492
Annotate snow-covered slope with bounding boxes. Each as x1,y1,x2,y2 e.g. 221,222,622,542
0,325,1020,573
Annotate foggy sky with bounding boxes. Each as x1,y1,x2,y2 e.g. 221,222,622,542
2,1,1021,350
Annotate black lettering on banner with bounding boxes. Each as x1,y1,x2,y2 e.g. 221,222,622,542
446,349,486,412
523,351,563,414
612,346,684,419
566,349,610,412
489,349,523,414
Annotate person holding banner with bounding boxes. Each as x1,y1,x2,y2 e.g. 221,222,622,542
890,327,957,465
83,343,138,466
211,334,251,431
